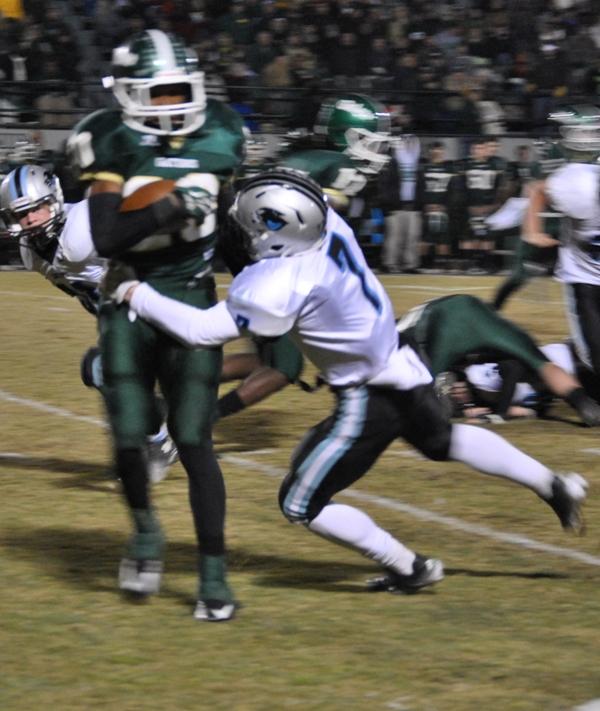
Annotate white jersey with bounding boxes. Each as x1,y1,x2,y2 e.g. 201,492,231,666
547,163,600,285
19,200,107,314
465,343,575,405
131,208,433,390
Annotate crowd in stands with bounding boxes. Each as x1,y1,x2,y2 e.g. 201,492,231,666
1,0,600,134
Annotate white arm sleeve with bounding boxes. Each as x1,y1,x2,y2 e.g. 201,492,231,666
60,200,97,263
129,283,241,347
546,164,599,220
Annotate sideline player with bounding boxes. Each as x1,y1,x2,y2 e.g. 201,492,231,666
107,169,588,596
523,106,600,393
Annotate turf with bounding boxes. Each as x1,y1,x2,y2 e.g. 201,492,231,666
1,271,599,711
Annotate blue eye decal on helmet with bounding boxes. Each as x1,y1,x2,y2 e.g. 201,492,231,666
258,207,287,231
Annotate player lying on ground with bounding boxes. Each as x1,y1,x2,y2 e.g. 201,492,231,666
104,169,588,600
217,293,600,429
441,342,598,423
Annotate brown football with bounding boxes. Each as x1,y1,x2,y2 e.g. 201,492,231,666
119,179,176,211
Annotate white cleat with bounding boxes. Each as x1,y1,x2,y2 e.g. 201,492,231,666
118,558,163,595
193,600,236,622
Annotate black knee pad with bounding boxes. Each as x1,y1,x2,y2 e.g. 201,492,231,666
80,346,103,389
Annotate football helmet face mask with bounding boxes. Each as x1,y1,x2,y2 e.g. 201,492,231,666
549,105,600,162
0,164,65,246
229,168,328,261
314,94,392,173
104,29,206,136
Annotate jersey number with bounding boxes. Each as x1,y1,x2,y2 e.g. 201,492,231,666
327,233,382,313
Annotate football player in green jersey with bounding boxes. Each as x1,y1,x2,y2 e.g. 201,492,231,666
67,29,245,621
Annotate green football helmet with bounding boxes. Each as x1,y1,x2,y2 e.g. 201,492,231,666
314,94,391,173
548,105,600,162
103,29,206,136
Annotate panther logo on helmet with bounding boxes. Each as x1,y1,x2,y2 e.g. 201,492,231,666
229,168,328,261
103,29,206,136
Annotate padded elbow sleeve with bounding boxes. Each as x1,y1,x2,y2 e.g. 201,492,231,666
88,192,185,257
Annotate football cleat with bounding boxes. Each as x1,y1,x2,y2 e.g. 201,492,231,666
367,554,444,594
574,396,600,427
119,558,163,595
543,473,588,533
193,599,236,622
147,434,179,484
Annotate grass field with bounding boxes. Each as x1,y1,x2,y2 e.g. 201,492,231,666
1,270,600,711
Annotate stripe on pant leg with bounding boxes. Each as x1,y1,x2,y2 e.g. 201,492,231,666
283,386,369,521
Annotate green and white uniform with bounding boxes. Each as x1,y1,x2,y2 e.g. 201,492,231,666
69,102,245,448
397,294,548,376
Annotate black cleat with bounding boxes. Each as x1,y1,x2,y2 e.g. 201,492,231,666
367,554,444,594
543,473,588,534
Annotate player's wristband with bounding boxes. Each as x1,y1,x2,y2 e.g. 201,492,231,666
216,390,246,419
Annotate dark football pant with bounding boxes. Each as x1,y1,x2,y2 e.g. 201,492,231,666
565,282,600,378
279,383,451,524
99,286,221,448
100,284,226,555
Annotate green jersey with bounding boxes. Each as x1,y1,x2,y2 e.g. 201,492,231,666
68,101,245,280
280,149,368,208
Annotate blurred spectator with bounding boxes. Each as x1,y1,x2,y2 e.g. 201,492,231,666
378,134,422,274
327,32,361,81
245,30,277,75
215,1,257,45
34,58,78,128
366,36,393,78
260,53,293,117
473,88,507,135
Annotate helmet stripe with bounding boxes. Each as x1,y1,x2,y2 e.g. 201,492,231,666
8,165,25,201
147,29,177,72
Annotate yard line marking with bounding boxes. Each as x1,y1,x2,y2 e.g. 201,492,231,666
0,389,108,428
221,454,600,568
3,388,599,568
0,290,72,301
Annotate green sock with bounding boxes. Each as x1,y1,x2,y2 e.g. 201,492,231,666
199,554,233,603
127,508,165,560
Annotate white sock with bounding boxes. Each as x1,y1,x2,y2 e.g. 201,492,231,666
449,423,554,498
308,503,416,575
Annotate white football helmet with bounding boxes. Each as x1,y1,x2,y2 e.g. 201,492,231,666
104,29,206,136
0,164,64,245
229,168,327,261
549,105,600,161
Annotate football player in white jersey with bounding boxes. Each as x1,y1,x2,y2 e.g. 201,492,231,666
524,105,600,385
108,168,587,595
0,163,178,483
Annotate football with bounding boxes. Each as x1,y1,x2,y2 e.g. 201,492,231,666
120,179,176,211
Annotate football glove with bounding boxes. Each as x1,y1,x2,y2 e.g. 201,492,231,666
173,184,215,225
102,261,139,304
